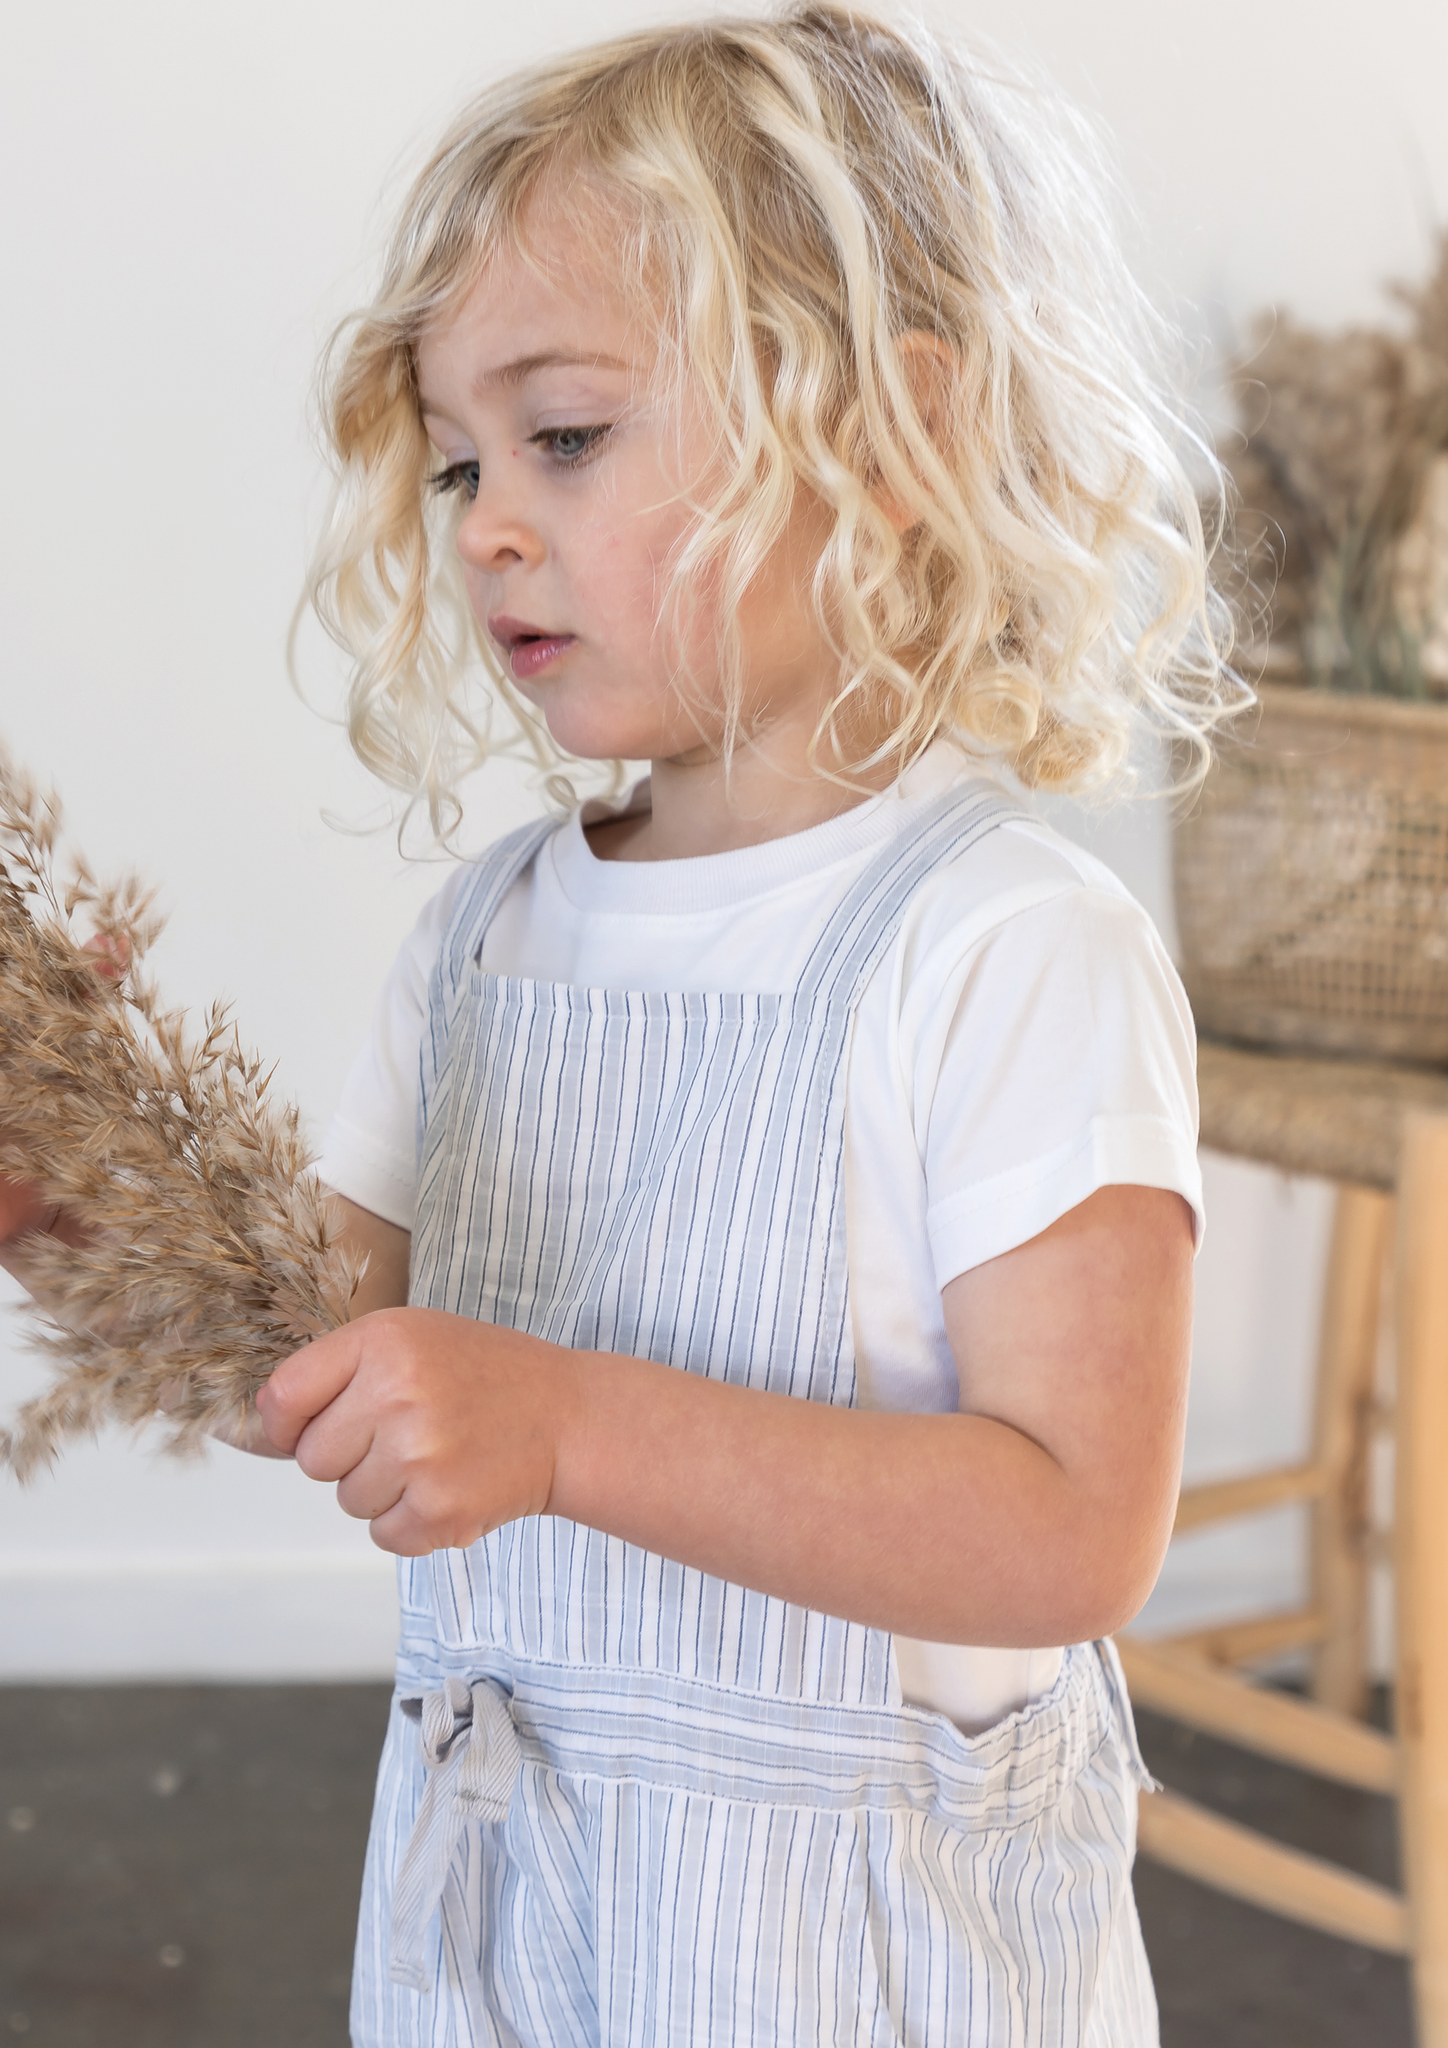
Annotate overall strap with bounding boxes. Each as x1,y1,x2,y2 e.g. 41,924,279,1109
418,815,557,1135
436,816,558,1002
796,781,1022,1010
425,780,1018,1024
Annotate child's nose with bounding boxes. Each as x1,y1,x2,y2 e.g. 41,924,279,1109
455,494,546,577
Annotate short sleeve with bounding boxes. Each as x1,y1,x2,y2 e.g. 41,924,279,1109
314,868,470,1230
904,881,1202,1287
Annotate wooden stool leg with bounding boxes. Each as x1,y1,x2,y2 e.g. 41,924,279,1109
1396,1113,1448,2046
1311,1184,1392,1717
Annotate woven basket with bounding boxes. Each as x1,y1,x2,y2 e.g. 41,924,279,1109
1174,683,1448,1065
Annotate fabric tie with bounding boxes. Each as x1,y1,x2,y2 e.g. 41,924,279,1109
387,1676,523,1990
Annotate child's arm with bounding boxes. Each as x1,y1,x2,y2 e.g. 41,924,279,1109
1,1183,410,1311
257,1183,1191,1648
330,1193,412,1317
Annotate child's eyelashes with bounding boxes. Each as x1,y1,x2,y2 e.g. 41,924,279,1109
429,425,612,501
530,424,611,465
430,460,481,500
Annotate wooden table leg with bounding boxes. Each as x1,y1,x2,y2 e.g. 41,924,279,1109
1312,1184,1392,1717
1396,1113,1448,2045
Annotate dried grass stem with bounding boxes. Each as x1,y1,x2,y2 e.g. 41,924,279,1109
0,749,361,1480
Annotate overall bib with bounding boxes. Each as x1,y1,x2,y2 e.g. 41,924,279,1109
351,787,1159,2048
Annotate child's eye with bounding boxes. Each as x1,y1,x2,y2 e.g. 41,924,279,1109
529,425,610,465
429,460,480,500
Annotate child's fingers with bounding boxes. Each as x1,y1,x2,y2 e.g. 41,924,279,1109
257,1325,365,1454
364,1496,436,1558
212,1403,295,1460
83,932,130,984
292,1394,381,1488
333,1451,406,1526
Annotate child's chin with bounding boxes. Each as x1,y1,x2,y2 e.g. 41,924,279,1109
538,704,662,764
545,722,638,763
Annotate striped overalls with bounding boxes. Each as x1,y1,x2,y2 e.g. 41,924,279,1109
351,787,1159,2047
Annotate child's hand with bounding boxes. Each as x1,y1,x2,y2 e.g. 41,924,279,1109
152,1377,294,1460
0,1176,58,1251
255,1309,569,1555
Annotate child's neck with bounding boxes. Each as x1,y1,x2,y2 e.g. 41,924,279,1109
588,742,896,863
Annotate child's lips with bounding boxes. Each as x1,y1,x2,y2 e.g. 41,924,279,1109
507,634,575,681
488,615,576,682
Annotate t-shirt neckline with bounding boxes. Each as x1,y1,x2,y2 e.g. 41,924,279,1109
552,745,982,918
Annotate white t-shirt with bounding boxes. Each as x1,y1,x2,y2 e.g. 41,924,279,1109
318,747,1202,1731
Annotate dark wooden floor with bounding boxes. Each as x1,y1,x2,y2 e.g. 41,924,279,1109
1132,1699,1410,2048
0,1682,1412,2045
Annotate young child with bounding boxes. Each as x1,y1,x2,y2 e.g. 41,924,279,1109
13,6,1229,2040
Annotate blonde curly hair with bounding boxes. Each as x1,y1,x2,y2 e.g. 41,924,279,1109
307,2,1241,837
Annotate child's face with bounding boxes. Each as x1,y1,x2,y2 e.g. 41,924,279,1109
415,203,839,770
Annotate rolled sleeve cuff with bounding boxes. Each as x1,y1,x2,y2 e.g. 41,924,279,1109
926,1113,1204,1287
315,1115,416,1233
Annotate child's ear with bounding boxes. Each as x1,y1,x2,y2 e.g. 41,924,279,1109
873,330,961,534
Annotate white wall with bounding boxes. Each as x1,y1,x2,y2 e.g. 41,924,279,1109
1,0,1443,1680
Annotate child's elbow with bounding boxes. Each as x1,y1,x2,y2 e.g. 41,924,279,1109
1073,1573,1159,1645
1060,1508,1176,1643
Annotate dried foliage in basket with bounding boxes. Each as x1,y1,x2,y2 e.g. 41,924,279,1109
0,749,361,1479
1225,233,1448,693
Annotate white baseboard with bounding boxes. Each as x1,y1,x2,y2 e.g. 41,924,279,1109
0,1539,1393,1687
0,1553,400,1683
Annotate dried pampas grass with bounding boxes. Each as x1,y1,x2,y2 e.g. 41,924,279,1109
1225,233,1448,690
0,749,361,1480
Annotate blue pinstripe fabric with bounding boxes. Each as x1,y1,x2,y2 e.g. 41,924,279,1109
350,787,1160,2046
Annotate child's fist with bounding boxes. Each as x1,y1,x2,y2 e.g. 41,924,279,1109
257,1308,571,1556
